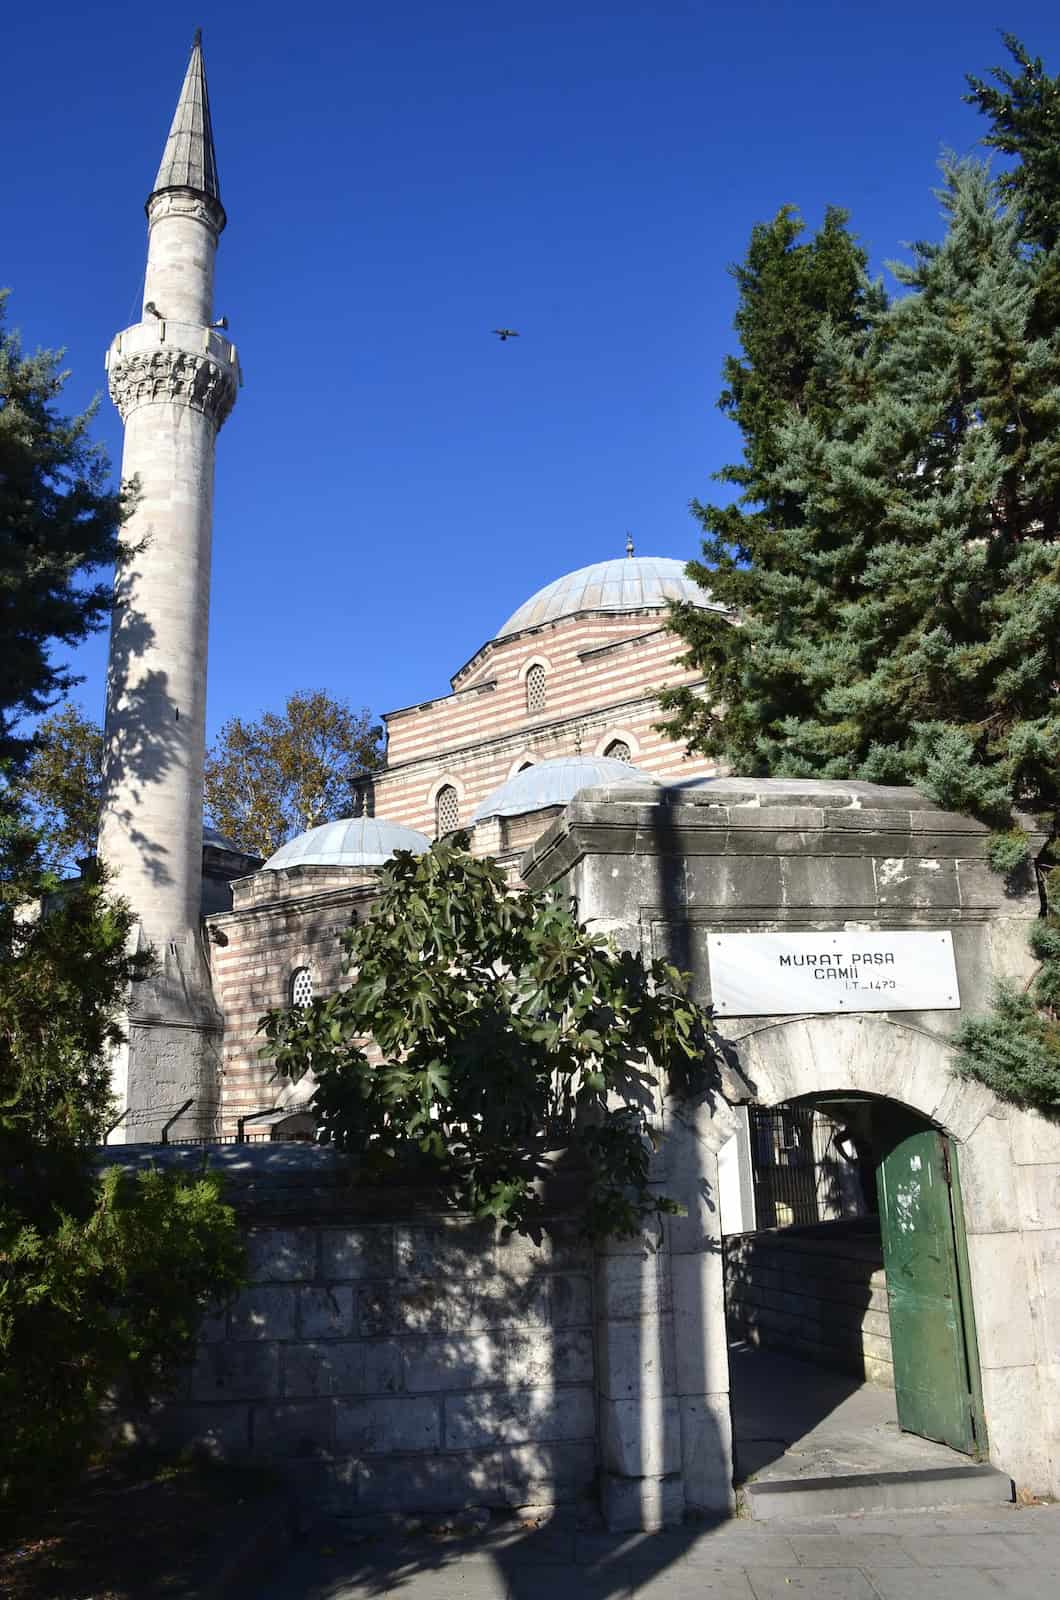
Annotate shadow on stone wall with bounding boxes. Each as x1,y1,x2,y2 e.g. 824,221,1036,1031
100,551,185,890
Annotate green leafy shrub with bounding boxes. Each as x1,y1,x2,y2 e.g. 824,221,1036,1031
261,837,724,1239
0,821,245,1505
0,1166,243,1503
953,982,1060,1114
987,829,1034,876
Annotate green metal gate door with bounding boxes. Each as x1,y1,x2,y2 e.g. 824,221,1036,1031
876,1129,981,1455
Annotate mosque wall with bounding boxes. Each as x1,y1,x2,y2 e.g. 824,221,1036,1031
373,614,719,837
208,872,377,1133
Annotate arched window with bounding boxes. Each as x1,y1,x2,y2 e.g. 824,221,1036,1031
290,967,314,1008
435,784,460,836
525,663,546,714
604,739,632,763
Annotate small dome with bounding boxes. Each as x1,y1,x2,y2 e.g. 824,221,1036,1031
496,556,719,639
471,755,658,824
262,817,431,871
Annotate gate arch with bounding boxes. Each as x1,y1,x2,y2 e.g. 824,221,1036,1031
728,1012,999,1144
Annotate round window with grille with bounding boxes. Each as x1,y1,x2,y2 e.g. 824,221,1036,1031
604,739,632,763
290,967,313,1008
435,784,460,836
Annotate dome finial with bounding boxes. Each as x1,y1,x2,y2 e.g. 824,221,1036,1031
625,532,635,558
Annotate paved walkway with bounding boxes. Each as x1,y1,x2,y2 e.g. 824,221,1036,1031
729,1344,983,1484
252,1502,1060,1600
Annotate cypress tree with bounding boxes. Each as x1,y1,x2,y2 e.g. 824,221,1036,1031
663,42,1060,1113
659,206,882,770
720,160,1060,819
965,33,1060,254
0,293,128,767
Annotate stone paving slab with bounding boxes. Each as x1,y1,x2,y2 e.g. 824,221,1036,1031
745,1570,878,1599
632,1572,755,1599
860,1570,1003,1600
900,1534,1030,1565
249,1503,1060,1600
788,1535,915,1567
679,1532,802,1566
509,1576,631,1600
976,1568,1060,1598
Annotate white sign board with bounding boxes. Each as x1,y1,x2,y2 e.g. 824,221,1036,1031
708,930,960,1017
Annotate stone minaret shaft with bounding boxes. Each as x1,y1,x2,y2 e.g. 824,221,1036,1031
100,33,238,949
98,34,239,1139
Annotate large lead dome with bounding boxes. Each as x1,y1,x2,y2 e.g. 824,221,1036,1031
496,556,718,639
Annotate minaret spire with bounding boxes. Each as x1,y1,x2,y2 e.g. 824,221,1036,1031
150,29,224,228
99,35,240,1142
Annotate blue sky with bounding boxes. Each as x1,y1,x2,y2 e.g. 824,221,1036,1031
6,1,1060,744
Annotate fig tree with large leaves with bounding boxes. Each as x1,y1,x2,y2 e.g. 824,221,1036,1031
261,837,724,1239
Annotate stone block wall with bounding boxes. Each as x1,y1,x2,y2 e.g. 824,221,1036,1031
152,1210,597,1516
725,1223,893,1386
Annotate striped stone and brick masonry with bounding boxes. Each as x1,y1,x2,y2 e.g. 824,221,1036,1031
371,611,721,837
207,870,376,1133
111,1148,597,1516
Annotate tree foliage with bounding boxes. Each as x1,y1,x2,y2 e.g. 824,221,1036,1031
662,38,1060,1114
261,838,723,1239
0,292,128,769
15,702,103,874
1,1162,244,1504
0,829,245,1503
966,33,1060,254
658,204,881,770
204,689,382,857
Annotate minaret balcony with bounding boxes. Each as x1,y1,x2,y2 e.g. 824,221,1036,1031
105,318,241,428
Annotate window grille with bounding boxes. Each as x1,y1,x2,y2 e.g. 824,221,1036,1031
526,663,546,713
435,784,460,835
748,1104,874,1228
290,967,313,1008
605,739,632,763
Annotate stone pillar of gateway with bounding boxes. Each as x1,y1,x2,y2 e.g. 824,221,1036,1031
521,775,1060,1528
97,34,239,1141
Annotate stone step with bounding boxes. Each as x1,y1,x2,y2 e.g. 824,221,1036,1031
744,1462,1013,1520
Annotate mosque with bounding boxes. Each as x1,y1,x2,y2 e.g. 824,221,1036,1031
97,36,724,1142
96,36,1060,1521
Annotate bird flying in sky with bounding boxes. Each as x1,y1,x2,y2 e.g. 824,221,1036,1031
492,328,520,341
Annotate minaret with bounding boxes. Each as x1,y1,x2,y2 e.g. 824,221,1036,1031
99,32,239,1141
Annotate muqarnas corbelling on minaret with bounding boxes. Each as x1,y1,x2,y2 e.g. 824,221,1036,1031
99,31,241,1142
